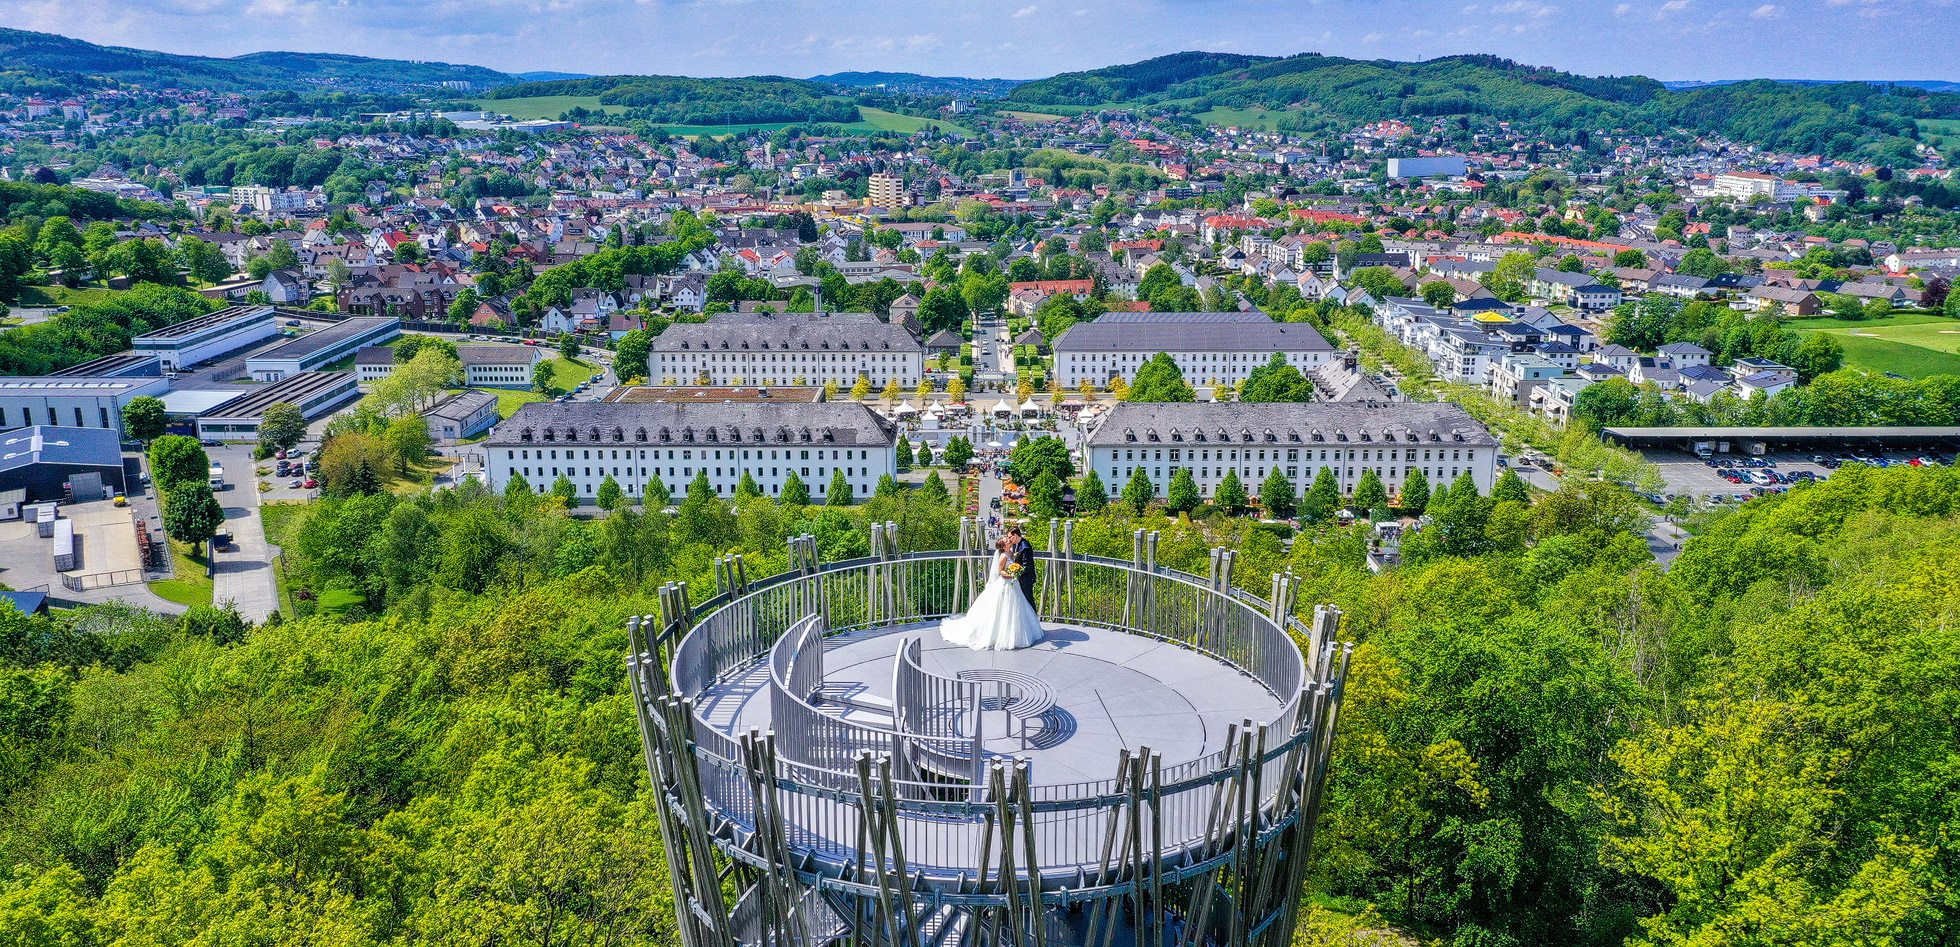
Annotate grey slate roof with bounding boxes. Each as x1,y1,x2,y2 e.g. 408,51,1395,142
1658,342,1712,357
1055,316,1332,354
1086,402,1494,448
651,311,921,353
423,389,498,422
354,346,395,366
486,401,897,448
1092,310,1271,324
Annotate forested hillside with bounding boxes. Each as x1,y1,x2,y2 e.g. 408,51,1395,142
481,75,861,126
0,28,514,92
1,458,1955,945
1010,50,1959,162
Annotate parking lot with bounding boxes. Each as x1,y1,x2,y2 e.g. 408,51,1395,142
1644,446,1951,500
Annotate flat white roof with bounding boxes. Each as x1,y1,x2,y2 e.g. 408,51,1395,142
159,389,247,415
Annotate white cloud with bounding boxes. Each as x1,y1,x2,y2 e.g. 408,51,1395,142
1752,3,1781,16
1491,0,1556,16
1012,4,1037,16
1655,0,1689,16
1613,2,1633,14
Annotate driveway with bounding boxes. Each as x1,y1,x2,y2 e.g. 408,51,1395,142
207,444,280,622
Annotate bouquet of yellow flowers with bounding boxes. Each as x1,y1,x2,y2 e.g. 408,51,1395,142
1004,562,1024,578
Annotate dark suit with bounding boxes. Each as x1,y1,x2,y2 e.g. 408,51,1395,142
1011,537,1037,606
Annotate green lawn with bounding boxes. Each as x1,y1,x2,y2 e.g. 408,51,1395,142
317,588,365,615
1916,119,1960,134
148,540,214,608
538,355,598,395
1785,310,1951,331
997,110,1067,123
1800,313,1960,377
484,388,550,419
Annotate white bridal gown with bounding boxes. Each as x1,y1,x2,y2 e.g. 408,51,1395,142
941,553,1044,651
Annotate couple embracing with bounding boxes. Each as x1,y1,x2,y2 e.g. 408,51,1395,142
940,524,1043,651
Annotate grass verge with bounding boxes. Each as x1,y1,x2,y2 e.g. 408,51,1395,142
148,540,214,608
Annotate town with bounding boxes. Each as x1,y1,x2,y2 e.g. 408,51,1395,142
0,18,1956,947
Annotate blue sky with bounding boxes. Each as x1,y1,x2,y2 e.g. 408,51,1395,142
8,0,1957,81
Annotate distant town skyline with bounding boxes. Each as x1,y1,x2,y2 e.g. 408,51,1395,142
8,0,1959,83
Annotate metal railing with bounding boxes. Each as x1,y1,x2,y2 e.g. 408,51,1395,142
60,568,147,591
646,534,1329,880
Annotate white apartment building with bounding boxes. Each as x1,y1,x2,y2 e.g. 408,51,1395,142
131,305,279,372
483,401,898,504
1086,402,1499,505
1052,313,1334,387
649,311,923,388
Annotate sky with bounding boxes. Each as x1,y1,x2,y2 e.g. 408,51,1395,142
6,0,1958,82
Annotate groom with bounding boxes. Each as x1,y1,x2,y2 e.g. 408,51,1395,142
1007,523,1037,607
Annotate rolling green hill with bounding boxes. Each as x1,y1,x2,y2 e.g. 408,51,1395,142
1010,50,1959,162
0,28,513,92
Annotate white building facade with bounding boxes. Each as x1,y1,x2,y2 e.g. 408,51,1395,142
484,401,898,504
1052,314,1335,388
1086,402,1499,505
649,312,923,388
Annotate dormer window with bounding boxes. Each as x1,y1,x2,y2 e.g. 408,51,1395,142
682,427,695,442
1170,431,1183,442
520,428,534,442
1124,429,1137,442
635,428,648,442
660,427,673,442
543,428,556,442
705,428,718,442
800,429,812,442
611,427,624,442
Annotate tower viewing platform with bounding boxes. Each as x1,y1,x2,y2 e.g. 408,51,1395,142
628,519,1353,947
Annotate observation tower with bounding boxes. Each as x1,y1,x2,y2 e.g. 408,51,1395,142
627,519,1353,947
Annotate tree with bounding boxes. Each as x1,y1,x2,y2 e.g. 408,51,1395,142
1420,280,1458,308
916,442,934,466
1029,470,1064,519
1353,469,1389,514
550,474,579,507
597,475,624,511
533,360,555,394
1166,468,1200,515
1492,468,1531,505
1302,466,1341,522
1399,466,1429,515
917,471,950,506
647,472,672,509
875,474,902,499
1349,267,1406,301
161,484,224,554
1214,469,1248,514
1612,248,1648,268
1572,377,1641,428
121,396,167,443
1555,254,1585,273
896,438,914,469
1788,333,1843,383
850,376,872,400
615,329,652,380
257,402,308,451
826,469,852,506
943,436,974,469
946,376,967,403
736,470,761,500
1122,467,1155,515
1259,467,1295,518
1126,352,1194,402
881,378,901,403
1010,436,1074,485
781,470,810,506
503,471,532,498
1487,251,1538,300
917,287,970,334
559,332,581,362
1240,352,1312,402
177,237,233,285
382,416,432,475
1076,468,1108,513
148,435,211,491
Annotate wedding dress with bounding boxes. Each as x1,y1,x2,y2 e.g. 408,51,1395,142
940,552,1044,651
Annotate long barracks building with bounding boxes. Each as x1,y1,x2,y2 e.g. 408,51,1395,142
648,311,923,388
483,401,898,504
1086,401,1498,504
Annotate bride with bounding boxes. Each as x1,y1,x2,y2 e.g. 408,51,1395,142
940,537,1044,651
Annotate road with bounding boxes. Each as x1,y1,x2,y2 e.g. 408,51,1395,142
207,443,281,622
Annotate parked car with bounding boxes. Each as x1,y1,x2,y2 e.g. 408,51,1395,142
289,479,304,488
285,319,302,327
303,479,318,489
200,439,222,447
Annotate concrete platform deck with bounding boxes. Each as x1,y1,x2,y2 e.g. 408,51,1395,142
696,620,1285,787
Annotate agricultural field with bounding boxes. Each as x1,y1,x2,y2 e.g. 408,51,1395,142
1193,105,1295,130
470,94,619,120
997,110,1068,123
1796,311,1960,378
